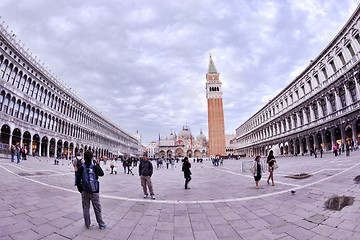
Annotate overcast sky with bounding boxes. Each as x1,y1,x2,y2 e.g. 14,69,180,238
1,0,358,145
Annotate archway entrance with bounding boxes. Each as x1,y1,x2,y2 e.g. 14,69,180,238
12,128,21,145
23,131,31,152
57,140,62,158
317,133,323,149
325,130,332,150
49,138,56,157
41,136,48,157
32,134,40,156
0,124,10,147
345,124,352,144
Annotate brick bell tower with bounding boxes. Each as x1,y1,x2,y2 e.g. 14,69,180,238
206,54,226,157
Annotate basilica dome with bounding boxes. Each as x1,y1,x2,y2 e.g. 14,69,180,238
196,130,206,141
178,126,192,139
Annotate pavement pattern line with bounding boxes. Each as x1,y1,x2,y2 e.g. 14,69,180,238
1,161,360,204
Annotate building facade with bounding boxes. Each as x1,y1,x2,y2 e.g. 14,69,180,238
206,54,226,157
157,126,208,159
0,23,141,158
235,5,360,157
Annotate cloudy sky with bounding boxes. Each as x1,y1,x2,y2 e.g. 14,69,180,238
1,0,358,145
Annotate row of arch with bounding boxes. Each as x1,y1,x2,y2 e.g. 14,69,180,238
0,53,138,147
0,124,113,158
240,76,360,146
159,148,207,158
247,120,360,157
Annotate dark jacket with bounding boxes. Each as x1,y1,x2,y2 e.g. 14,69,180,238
76,163,104,193
267,154,275,167
139,160,153,177
182,161,192,178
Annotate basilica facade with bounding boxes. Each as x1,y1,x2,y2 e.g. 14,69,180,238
158,126,208,158
235,5,360,157
0,23,141,158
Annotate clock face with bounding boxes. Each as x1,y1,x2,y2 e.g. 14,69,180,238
212,76,215,80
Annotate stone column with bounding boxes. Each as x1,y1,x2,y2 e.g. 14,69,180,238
300,138,305,155
290,116,295,130
317,100,324,118
281,120,285,132
321,131,326,151
47,143,50,158
331,128,336,147
352,121,358,144
302,109,308,125
314,135,319,150
310,105,315,122
340,125,346,145
38,142,42,157
296,112,301,127
334,90,342,111
326,95,332,115
344,84,353,106
354,79,360,100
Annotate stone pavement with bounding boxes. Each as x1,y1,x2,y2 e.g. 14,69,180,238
1,151,360,240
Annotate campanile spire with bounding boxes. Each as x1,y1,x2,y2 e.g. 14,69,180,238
206,54,226,157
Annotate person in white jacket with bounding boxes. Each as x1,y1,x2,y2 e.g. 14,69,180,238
253,156,264,189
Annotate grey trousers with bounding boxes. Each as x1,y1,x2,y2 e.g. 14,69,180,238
81,192,105,228
140,176,154,196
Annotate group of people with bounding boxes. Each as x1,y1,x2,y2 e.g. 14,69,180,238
252,150,277,189
10,142,28,163
74,151,192,230
333,141,355,157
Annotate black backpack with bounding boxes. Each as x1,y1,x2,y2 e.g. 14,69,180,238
81,164,99,192
76,157,83,169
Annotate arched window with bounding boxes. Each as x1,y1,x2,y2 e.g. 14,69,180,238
24,79,31,93
50,117,54,130
49,94,54,107
0,91,4,111
14,72,22,88
33,84,39,99
3,94,10,113
5,63,13,81
14,100,20,117
19,75,26,91
19,103,25,120
46,92,50,106
41,89,47,103
24,105,30,122
29,81,35,97
38,87,43,102
10,67,18,84
43,114,47,128
38,112,43,126
34,110,39,125
29,107,34,124
8,97,15,116
1,59,8,78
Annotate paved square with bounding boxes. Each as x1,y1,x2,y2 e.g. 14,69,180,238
1,151,360,239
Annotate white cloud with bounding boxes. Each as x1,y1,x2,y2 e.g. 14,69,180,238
1,0,357,145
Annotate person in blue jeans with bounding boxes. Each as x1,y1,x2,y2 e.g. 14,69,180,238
10,144,15,162
76,150,106,229
15,143,21,164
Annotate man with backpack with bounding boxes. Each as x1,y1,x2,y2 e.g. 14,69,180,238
73,152,83,185
76,150,106,229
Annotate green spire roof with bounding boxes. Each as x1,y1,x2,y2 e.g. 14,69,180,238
208,54,218,73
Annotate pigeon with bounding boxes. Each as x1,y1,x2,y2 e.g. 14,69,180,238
291,190,296,194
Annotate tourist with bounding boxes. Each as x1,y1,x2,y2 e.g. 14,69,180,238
320,147,323,158
15,143,21,164
166,158,169,169
267,150,276,186
253,156,264,189
346,142,350,156
76,150,106,229
171,158,175,169
333,144,338,156
127,157,133,175
182,157,192,189
110,158,115,174
73,152,83,185
122,157,127,173
314,148,317,158
139,156,155,199
10,144,15,163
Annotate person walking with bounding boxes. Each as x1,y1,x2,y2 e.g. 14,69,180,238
110,158,115,174
127,158,133,175
15,143,21,164
76,150,106,229
314,148,318,158
182,157,192,189
267,150,276,186
73,152,83,185
253,156,264,189
139,157,155,199
320,147,323,158
10,144,15,162
346,142,350,156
